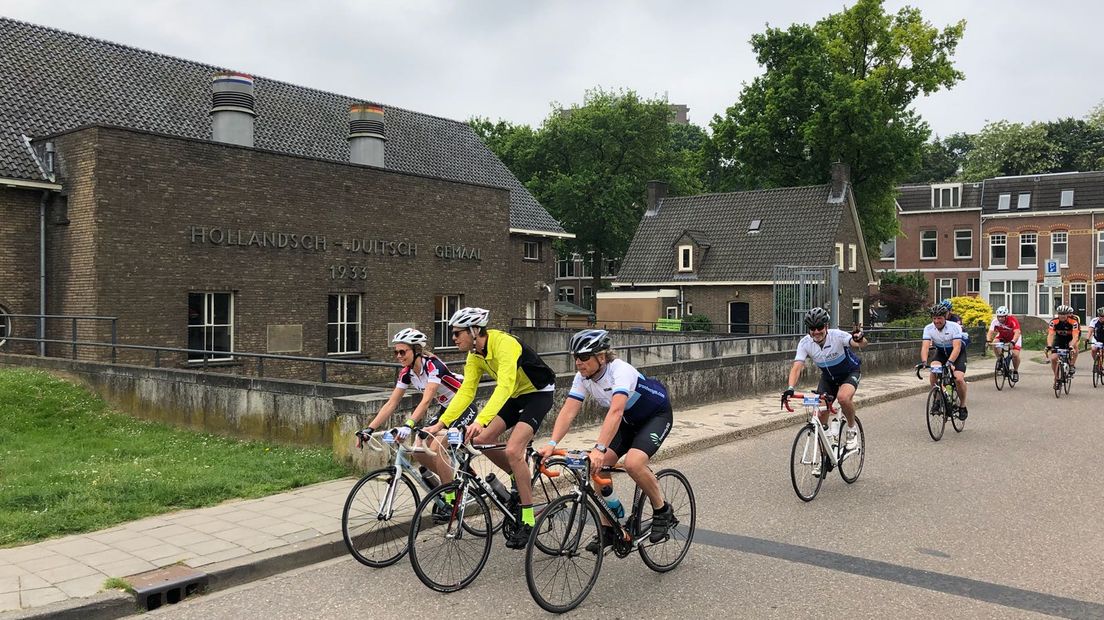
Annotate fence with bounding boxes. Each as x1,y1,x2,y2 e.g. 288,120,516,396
773,265,839,333
509,317,777,335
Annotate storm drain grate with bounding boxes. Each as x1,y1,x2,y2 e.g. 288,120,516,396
128,564,209,611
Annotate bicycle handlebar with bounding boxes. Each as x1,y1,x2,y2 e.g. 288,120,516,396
781,392,836,413
537,448,612,486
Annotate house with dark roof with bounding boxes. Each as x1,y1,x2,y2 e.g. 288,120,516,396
602,164,875,333
0,18,571,375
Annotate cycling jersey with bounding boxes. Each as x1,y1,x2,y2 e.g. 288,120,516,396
989,315,1022,343
947,312,971,344
439,329,556,427
1087,316,1103,344
794,329,861,382
567,358,670,425
1048,317,1080,344
923,320,964,350
395,354,464,406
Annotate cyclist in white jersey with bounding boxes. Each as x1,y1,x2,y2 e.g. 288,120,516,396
917,304,969,419
1090,307,1104,366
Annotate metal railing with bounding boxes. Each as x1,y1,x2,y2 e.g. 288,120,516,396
509,317,777,335
0,313,118,358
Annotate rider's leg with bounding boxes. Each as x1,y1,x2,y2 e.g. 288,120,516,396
1012,347,1021,371
624,448,663,509
954,370,967,407
836,382,857,427
502,391,553,525
1050,351,1059,379
474,416,510,472
1070,346,1079,370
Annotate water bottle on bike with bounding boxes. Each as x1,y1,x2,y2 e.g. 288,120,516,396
600,484,625,521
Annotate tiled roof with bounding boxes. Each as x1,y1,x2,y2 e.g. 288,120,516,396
618,185,842,283
979,170,1104,214
0,18,565,235
897,182,982,212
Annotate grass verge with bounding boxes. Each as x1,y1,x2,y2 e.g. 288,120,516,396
0,368,350,547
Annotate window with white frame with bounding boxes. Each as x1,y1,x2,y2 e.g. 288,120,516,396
1038,284,1063,317
581,257,593,278
852,298,864,326
1096,282,1104,312
557,255,578,278
1051,231,1068,266
558,287,576,304
835,243,844,269
678,245,693,272
989,233,1007,267
523,240,540,261
665,306,678,319
989,280,1029,315
967,278,980,294
937,278,957,301
433,294,461,349
582,286,593,309
932,183,962,208
0,305,9,348
1071,282,1087,320
187,292,233,361
1060,190,1074,207
848,244,857,272
997,194,1011,210
1017,193,1031,209
1019,233,1037,267
686,303,694,315
954,230,972,259
921,231,937,259
1098,231,1104,266
879,239,895,261
327,294,361,354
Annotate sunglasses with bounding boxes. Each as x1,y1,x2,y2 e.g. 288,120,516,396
393,349,409,357
451,330,466,338
573,353,594,362
808,325,827,333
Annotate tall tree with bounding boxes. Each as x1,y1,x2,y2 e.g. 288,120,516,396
707,0,965,246
959,120,1057,180
468,117,541,181
1045,118,1104,173
906,132,973,182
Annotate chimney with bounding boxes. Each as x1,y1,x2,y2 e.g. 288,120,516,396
348,103,386,167
829,161,850,203
210,72,255,147
645,180,668,216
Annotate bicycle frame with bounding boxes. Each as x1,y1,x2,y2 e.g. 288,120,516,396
783,393,852,471
441,441,559,536
992,342,1013,373
359,429,449,519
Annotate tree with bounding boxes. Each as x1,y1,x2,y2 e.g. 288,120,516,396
960,120,1058,181
1044,118,1104,173
468,117,541,181
906,132,973,182
871,270,928,321
707,0,965,246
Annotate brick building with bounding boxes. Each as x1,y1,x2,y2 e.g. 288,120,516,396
0,18,571,374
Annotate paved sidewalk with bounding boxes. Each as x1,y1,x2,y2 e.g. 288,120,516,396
0,364,990,619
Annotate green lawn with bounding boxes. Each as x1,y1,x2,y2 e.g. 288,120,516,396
0,368,351,547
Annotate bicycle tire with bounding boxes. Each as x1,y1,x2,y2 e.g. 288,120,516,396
951,405,966,433
838,418,865,483
408,480,493,593
637,468,696,572
790,424,824,501
1064,370,1072,395
1054,366,1064,399
466,458,505,536
1094,361,1102,388
341,469,419,568
926,387,947,442
994,357,1005,391
525,494,603,614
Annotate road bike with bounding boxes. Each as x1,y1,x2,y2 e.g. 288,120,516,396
1050,347,1073,398
406,435,578,593
991,341,1017,391
524,450,695,613
917,363,965,441
783,391,865,502
1093,346,1104,389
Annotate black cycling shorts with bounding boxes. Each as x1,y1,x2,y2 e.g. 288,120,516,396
608,404,674,459
817,371,861,398
426,404,478,429
1052,336,1075,351
494,390,554,433
932,346,967,374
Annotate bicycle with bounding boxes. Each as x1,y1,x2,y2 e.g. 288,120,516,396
991,341,1017,391
406,434,579,593
917,363,965,441
1049,347,1073,398
783,392,865,501
1093,346,1104,389
524,450,696,613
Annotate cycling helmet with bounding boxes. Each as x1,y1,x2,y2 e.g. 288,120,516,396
569,329,611,355
448,307,490,328
995,306,1009,317
1097,306,1104,317
1056,304,1073,314
803,308,830,329
930,304,949,317
391,328,427,346
940,299,953,311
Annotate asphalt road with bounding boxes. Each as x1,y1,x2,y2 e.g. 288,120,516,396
142,358,1104,619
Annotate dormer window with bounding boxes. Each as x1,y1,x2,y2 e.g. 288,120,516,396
748,219,761,234
677,245,693,272
931,183,962,208
1061,189,1074,207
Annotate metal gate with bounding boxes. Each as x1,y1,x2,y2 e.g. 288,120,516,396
773,265,839,334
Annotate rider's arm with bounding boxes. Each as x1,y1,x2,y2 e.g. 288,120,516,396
950,338,962,363
985,325,995,342
408,381,441,425
546,397,583,445
367,386,407,431
437,355,481,427
473,331,524,427
786,360,805,389
1046,323,1056,349
919,340,931,364
594,393,628,449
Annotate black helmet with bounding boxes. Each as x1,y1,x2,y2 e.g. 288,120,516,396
803,308,830,329
930,304,949,317
569,329,611,355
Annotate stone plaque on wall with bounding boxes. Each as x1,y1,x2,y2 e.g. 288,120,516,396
267,325,303,353
386,322,416,341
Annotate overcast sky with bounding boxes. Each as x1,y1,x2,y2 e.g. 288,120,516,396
3,0,1102,138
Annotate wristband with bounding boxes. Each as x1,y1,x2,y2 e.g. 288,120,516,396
404,418,416,428
546,439,557,447
787,385,795,391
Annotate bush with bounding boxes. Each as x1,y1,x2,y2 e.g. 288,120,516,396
873,271,929,321
886,314,930,328
682,313,713,332
950,295,991,328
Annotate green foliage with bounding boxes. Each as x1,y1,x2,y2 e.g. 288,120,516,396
0,369,349,546
886,314,930,328
682,313,713,332
960,120,1058,181
706,0,966,246
950,295,990,327
907,132,973,182
879,270,929,297
1021,331,1048,350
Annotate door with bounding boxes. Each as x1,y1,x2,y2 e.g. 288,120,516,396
1070,283,1087,325
729,301,749,334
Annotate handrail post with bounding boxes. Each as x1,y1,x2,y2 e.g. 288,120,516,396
154,349,161,368
111,319,118,363
321,361,328,383
71,318,77,359
258,357,264,378
671,343,677,362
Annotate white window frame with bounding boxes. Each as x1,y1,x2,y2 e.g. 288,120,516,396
665,306,679,319
1016,193,1030,209
678,245,693,272
1096,282,1104,313
989,233,1007,268
848,244,857,272
557,255,578,278
936,278,957,301
187,292,234,362
920,232,937,260
967,278,980,294
851,298,864,326
523,240,540,261
686,303,694,315
997,193,1011,210
582,286,594,309
558,286,576,304
1019,233,1038,268
433,294,462,349
989,280,1029,315
931,183,962,208
0,306,9,348
879,239,895,261
834,243,845,269
954,229,972,259
1097,231,1104,267
327,293,361,354
1051,231,1068,267
1060,189,1074,207
1038,284,1063,317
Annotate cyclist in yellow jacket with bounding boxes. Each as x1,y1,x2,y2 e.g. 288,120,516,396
423,307,557,549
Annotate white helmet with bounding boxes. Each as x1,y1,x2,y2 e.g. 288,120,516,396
448,307,490,328
995,306,1009,317
1056,305,1073,315
391,328,427,346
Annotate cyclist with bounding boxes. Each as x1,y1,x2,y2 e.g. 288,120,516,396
917,304,969,420
538,329,674,551
356,329,477,517
1046,305,1081,380
942,298,971,347
423,307,557,549
986,306,1022,382
783,308,868,459
1090,307,1104,370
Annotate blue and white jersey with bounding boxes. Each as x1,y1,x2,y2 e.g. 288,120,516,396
567,359,669,424
794,329,861,381
923,321,964,350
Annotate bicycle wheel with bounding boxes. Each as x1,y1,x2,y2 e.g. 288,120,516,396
994,358,1005,391
525,494,603,614
341,469,419,568
926,388,947,442
408,480,493,593
530,456,580,512
1094,360,1102,388
1064,370,1072,394
951,400,966,433
789,424,824,501
1054,367,1064,399
838,418,865,483
637,468,696,572
466,458,505,536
